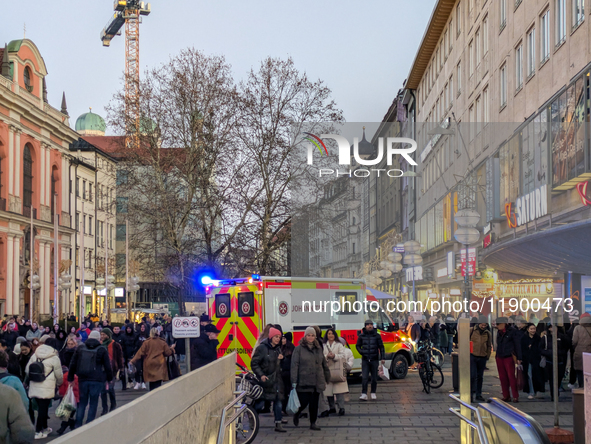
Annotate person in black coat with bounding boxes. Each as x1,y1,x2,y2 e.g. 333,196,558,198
1,324,19,351
120,325,138,390
521,323,544,398
190,324,220,371
539,324,571,401
0,339,21,378
251,327,285,432
280,332,295,414
356,320,385,400
495,317,522,402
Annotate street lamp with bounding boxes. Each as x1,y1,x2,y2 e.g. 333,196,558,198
403,240,422,302
59,273,72,330
454,209,480,306
29,273,40,321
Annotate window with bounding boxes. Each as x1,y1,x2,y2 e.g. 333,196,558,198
88,216,93,236
475,28,481,66
76,178,79,197
109,224,113,249
483,87,489,123
572,0,584,28
500,64,507,107
527,28,536,77
556,0,566,45
352,242,356,254
23,145,33,210
469,105,475,140
449,19,454,48
456,2,462,35
476,96,481,133
116,170,128,186
116,224,126,241
444,29,449,57
88,183,92,202
541,11,550,63
500,0,507,30
76,212,80,231
469,40,474,76
450,75,454,104
516,44,523,90
83,215,86,235
116,197,128,213
82,180,86,200
238,292,255,317
457,62,462,94
483,17,489,55
23,67,33,92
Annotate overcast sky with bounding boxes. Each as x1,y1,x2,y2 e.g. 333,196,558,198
3,1,435,129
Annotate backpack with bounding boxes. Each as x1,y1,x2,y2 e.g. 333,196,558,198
76,347,100,378
29,358,53,383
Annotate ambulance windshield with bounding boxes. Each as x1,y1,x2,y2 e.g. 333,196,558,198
367,309,399,332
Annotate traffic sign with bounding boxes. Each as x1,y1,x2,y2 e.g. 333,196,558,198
172,316,201,338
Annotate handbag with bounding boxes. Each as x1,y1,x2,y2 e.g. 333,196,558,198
540,336,547,368
326,343,346,383
167,354,181,380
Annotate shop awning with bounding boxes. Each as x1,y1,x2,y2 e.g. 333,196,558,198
483,218,591,277
367,287,395,299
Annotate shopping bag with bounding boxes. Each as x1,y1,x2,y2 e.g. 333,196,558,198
167,355,181,380
329,358,346,383
286,388,300,415
55,386,77,418
516,365,524,391
378,364,390,381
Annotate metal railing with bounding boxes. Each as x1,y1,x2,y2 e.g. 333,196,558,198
449,394,490,444
216,390,247,444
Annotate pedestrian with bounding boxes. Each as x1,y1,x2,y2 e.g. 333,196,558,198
428,316,440,344
18,319,31,338
59,335,78,368
190,324,220,370
470,315,492,402
17,341,33,383
290,326,330,431
130,327,175,391
133,324,149,390
30,338,40,353
0,383,35,443
56,365,79,436
540,323,571,401
120,325,137,390
439,323,449,355
495,317,522,402
0,339,21,378
25,337,63,439
356,320,385,400
521,323,544,399
55,329,67,351
199,314,212,328
320,328,348,416
279,332,295,414
446,316,457,355
112,326,123,345
251,327,286,433
254,324,274,349
572,312,591,387
1,322,19,351
0,350,29,410
99,328,124,415
68,330,113,428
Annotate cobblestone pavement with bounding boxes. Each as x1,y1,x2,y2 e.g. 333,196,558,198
254,357,575,444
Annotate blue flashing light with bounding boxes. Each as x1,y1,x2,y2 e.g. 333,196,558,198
201,276,214,285
252,274,261,280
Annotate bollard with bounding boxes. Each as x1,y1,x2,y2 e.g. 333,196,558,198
573,388,585,444
452,352,459,392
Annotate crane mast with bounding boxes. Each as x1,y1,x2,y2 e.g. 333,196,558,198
101,1,151,150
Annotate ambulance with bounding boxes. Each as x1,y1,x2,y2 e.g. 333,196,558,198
206,275,414,379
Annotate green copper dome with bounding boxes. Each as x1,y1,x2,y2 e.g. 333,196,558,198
75,109,106,135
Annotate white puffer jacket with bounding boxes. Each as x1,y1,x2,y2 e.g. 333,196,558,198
25,344,63,399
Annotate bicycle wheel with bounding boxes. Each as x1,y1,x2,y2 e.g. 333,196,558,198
431,348,445,366
235,405,260,444
429,364,445,389
418,364,431,394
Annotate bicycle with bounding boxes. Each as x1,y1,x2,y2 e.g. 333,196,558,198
234,363,263,444
414,341,444,394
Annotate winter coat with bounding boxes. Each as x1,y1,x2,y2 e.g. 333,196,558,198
323,341,348,396
26,328,43,342
59,346,77,368
572,324,591,371
520,333,544,394
251,339,284,401
131,337,174,382
55,331,67,351
58,371,80,403
0,383,35,444
291,339,330,393
18,352,32,382
439,325,449,349
121,330,138,360
428,323,440,343
1,330,19,350
470,326,492,359
539,332,571,364
5,350,21,379
280,341,295,373
68,339,113,383
103,340,124,374
0,371,29,410
112,332,124,346
190,334,219,371
356,328,385,361
25,344,64,399
495,327,522,360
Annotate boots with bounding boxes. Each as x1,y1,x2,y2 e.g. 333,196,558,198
56,422,68,436
310,423,321,431
274,422,286,433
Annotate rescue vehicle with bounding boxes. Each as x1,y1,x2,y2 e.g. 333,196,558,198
206,275,414,379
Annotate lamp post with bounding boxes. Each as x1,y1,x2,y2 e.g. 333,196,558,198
453,209,481,304
59,272,72,331
403,240,422,302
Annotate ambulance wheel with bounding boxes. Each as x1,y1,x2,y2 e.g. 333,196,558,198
390,354,408,379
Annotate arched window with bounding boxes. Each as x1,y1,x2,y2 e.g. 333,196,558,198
23,145,33,210
51,166,58,219
24,67,33,92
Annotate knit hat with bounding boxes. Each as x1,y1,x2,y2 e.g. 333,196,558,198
478,315,488,324
496,317,508,324
269,327,282,339
364,319,374,326
102,328,113,338
88,331,101,341
39,334,51,344
581,312,591,324
284,332,293,342
304,326,316,337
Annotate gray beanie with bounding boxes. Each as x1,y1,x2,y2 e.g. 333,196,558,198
88,331,101,341
304,326,316,337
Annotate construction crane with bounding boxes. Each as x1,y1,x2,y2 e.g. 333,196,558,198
101,1,151,149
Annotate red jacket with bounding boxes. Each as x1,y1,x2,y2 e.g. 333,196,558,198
58,371,80,403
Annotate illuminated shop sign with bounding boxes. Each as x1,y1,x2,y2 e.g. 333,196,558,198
505,185,547,227
496,279,554,296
